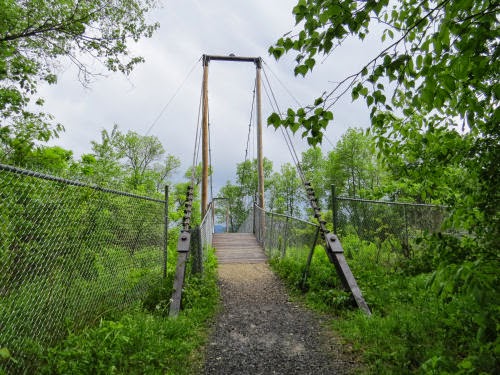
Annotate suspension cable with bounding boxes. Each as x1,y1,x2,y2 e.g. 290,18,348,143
145,56,201,136
191,76,204,186
244,79,257,164
262,60,336,149
238,79,257,208
261,65,307,184
262,60,302,107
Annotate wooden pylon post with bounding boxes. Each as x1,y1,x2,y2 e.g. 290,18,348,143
200,54,264,218
256,58,264,210
201,55,210,216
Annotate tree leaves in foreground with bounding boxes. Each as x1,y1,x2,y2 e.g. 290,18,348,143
0,0,160,161
269,0,499,372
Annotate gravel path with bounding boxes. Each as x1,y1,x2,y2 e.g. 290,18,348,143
203,263,356,375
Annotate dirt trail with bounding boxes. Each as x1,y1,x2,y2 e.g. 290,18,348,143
203,263,356,375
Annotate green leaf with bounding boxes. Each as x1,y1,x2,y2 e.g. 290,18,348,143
267,112,281,128
290,122,300,133
294,64,309,77
323,111,333,121
352,89,359,101
416,54,423,69
269,47,284,60
305,58,316,71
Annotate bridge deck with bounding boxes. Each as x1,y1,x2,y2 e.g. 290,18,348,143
213,233,267,264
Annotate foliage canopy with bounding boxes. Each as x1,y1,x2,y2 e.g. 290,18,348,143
269,1,499,371
0,0,160,158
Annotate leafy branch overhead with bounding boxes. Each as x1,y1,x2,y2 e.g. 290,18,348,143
0,0,160,157
268,2,499,372
268,0,499,146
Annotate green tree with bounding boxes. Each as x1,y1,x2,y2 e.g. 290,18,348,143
269,1,499,371
151,155,181,193
0,116,64,166
268,0,498,228
115,130,165,191
25,146,73,172
268,163,304,217
326,128,384,198
216,183,246,232
80,125,124,187
1,0,160,162
300,146,327,204
236,158,274,199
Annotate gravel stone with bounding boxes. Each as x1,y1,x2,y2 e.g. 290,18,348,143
203,263,357,374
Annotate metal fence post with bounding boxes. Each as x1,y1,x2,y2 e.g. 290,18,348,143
163,185,169,279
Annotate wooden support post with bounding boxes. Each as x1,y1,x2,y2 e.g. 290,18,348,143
255,59,266,246
324,233,371,315
255,59,264,210
201,55,210,216
305,180,370,315
169,231,191,317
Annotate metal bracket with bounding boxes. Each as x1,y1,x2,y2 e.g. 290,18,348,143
177,231,191,253
325,233,344,253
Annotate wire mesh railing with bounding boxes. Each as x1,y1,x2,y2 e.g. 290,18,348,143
200,202,215,258
254,205,319,261
334,196,448,258
237,208,254,234
0,164,166,371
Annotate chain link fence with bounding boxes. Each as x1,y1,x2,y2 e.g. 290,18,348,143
253,205,319,261
334,196,448,259
0,164,166,372
200,202,214,260
237,208,254,234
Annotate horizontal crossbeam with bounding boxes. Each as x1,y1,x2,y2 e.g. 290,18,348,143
203,54,262,67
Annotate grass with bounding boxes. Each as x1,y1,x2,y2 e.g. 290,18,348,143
268,234,499,374
2,248,220,374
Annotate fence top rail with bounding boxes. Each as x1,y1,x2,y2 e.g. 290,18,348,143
0,163,165,203
255,204,319,228
336,196,447,209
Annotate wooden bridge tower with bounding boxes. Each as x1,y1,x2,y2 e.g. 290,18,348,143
200,54,265,216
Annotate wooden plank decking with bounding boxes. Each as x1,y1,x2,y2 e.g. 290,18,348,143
213,233,267,264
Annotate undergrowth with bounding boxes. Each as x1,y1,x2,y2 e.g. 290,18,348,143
6,249,219,374
269,234,499,374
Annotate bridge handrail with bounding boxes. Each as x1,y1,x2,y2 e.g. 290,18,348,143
200,202,214,256
261,208,319,228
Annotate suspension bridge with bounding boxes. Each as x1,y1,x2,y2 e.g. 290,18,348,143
168,54,371,318
0,51,449,373
0,53,379,373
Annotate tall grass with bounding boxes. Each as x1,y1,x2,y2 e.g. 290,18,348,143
1,249,219,374
269,234,499,374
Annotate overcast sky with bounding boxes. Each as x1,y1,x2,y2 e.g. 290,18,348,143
40,0,380,195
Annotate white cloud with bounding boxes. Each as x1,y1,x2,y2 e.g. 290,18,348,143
39,0,380,195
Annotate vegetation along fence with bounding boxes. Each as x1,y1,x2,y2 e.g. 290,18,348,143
252,205,319,260
334,196,448,259
0,164,167,370
251,195,447,286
